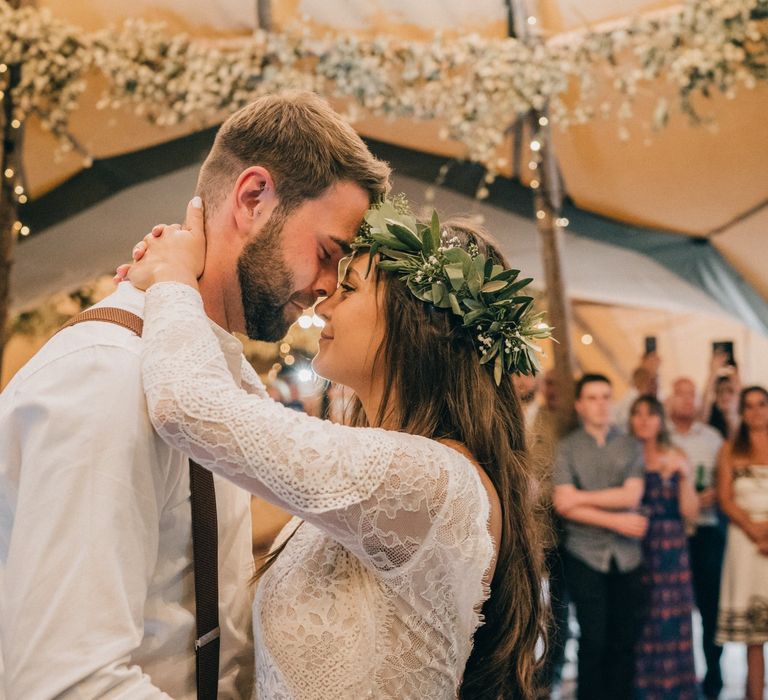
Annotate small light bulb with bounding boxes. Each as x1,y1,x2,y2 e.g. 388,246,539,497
312,315,325,328
297,369,313,383
530,140,541,152
18,193,27,204
556,217,570,227
527,16,537,26
10,119,20,129
284,354,295,366
528,161,538,170
536,210,546,220
0,64,7,74
14,184,23,195
297,315,312,329
530,179,540,189
12,220,22,232
4,168,13,179
581,334,593,345
279,342,291,354
538,116,549,127
20,225,30,236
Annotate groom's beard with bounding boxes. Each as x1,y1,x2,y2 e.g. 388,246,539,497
237,209,296,342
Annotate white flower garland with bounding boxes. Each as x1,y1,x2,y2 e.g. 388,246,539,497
0,0,765,172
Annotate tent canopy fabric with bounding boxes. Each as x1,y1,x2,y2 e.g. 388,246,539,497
18,0,766,306
7,0,768,391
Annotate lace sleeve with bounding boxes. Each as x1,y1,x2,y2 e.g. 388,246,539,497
141,283,488,575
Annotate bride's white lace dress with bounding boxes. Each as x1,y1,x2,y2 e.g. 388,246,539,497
141,283,496,699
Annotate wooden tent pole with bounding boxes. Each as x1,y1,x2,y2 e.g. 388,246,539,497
511,0,576,435
0,0,23,381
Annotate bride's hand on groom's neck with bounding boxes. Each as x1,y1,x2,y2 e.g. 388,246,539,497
115,197,206,291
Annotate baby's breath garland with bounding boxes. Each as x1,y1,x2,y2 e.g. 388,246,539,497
352,196,552,383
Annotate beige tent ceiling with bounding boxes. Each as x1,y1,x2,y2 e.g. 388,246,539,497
24,0,768,304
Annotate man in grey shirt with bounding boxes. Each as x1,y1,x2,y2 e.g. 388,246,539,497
554,373,649,700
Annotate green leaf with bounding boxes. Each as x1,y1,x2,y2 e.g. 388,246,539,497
445,262,465,291
490,268,520,282
430,210,441,250
481,280,508,294
370,233,411,251
376,260,406,271
432,282,450,307
506,277,534,293
463,298,484,311
386,220,422,250
421,224,434,256
494,354,503,385
449,292,462,316
443,247,472,267
463,309,486,325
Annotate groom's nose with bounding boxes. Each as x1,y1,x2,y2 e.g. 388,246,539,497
312,265,338,299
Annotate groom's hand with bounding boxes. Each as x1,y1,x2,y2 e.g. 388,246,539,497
117,197,206,290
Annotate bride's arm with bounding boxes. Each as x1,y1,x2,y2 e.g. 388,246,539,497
142,282,484,574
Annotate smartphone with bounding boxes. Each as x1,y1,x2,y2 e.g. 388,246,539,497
644,336,657,355
712,340,736,366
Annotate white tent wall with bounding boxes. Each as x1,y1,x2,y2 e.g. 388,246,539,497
5,162,767,393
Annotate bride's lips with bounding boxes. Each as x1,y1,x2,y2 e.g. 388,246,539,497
319,332,333,342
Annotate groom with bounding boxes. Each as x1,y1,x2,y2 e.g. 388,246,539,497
0,91,390,697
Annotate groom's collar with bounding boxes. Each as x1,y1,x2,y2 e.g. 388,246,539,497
107,281,243,355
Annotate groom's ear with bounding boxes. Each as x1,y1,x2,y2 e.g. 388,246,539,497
232,166,277,235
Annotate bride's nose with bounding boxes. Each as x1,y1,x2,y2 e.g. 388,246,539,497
315,294,335,322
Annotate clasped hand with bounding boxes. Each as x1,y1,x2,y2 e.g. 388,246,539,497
114,197,206,290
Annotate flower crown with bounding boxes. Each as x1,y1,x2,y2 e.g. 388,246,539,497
351,195,553,383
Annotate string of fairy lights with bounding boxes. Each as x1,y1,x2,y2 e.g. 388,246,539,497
1,59,30,238
0,0,765,242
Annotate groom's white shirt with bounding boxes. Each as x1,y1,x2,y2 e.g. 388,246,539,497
0,282,256,698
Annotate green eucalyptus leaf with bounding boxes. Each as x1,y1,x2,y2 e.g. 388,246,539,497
386,220,422,249
432,281,450,307
463,298,484,311
507,277,534,293
490,268,520,283
443,247,471,267
445,263,466,291
481,280,508,294
376,260,406,271
494,354,503,385
463,309,486,325
370,233,411,252
430,210,441,250
449,292,462,316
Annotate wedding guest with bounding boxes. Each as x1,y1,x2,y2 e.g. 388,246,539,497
0,92,390,698
701,351,741,440
668,376,725,699
514,371,540,428
123,204,547,698
615,358,659,428
716,386,768,700
630,395,698,699
553,374,648,700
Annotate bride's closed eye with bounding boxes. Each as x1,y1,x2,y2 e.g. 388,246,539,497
339,282,356,296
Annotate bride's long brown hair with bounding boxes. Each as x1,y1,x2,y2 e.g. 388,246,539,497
257,220,546,698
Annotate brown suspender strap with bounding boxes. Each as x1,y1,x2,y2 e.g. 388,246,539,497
57,307,145,336
59,308,220,700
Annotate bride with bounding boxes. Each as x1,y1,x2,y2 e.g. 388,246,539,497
123,196,548,699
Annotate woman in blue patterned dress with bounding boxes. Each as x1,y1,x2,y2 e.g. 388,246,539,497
630,395,699,699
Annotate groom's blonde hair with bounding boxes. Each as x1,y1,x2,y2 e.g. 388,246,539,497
197,91,390,216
